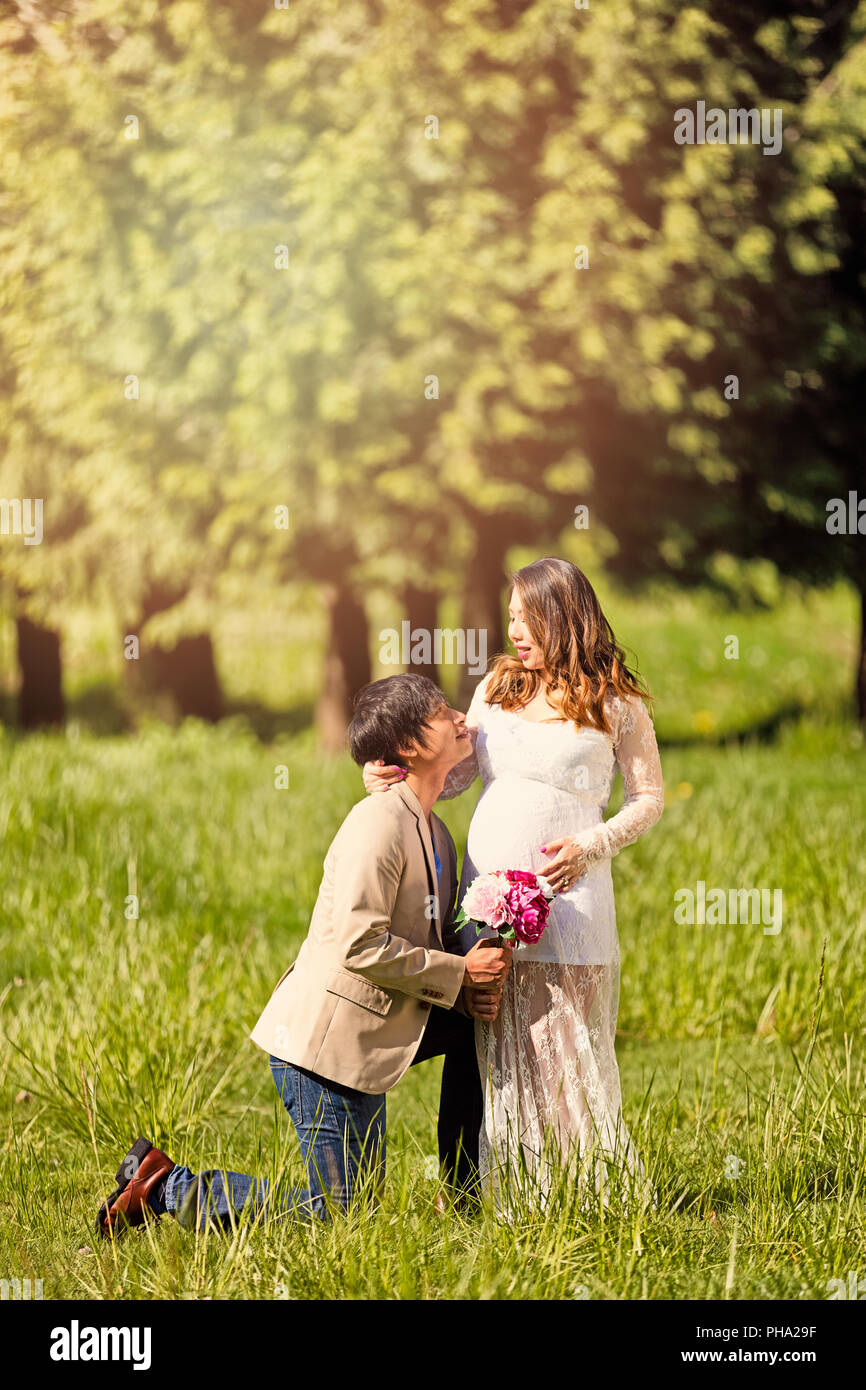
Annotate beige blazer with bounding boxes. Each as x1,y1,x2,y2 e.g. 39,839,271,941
249,780,469,1093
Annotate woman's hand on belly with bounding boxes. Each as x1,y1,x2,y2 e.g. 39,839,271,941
539,836,590,894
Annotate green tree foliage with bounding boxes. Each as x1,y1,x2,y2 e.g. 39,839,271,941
1,0,864,732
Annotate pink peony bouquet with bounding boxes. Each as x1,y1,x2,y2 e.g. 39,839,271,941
454,869,555,947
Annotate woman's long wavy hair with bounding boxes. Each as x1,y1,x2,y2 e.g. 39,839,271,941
485,557,651,734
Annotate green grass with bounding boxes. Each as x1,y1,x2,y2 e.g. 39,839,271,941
0,712,864,1299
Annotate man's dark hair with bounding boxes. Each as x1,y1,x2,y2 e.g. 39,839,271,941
348,674,448,768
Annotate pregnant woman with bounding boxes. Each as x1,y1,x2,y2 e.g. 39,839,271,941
364,557,664,1212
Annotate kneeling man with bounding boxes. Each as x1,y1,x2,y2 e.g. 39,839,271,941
97,673,511,1235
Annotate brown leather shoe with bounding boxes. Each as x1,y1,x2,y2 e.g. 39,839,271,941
96,1137,175,1238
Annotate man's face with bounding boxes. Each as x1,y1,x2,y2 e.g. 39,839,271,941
401,701,472,772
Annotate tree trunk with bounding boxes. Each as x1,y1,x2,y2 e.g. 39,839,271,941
124,581,223,722
401,583,440,685
456,520,509,709
316,583,372,753
145,633,223,722
16,614,65,728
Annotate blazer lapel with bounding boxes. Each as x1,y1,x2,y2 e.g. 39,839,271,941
393,780,444,946
439,827,458,920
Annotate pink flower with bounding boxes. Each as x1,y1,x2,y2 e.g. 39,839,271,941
461,872,510,930
461,867,552,946
505,869,537,888
514,900,549,944
500,869,553,944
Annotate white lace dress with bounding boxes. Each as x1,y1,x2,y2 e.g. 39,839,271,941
440,675,664,1214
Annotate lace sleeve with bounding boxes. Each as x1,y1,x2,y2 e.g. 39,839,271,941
436,674,490,801
574,695,664,864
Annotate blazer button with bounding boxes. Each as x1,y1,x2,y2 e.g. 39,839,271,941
420,1001,431,1011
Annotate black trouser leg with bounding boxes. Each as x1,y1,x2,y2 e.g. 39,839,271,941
411,1006,482,1200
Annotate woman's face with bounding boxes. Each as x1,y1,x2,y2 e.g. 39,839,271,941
507,586,545,670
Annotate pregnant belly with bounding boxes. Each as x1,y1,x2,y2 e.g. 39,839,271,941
463,778,616,965
466,777,604,878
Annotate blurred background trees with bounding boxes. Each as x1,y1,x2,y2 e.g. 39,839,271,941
1,0,864,746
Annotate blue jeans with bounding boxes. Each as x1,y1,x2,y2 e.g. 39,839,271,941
155,1003,481,1230
158,1057,387,1230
